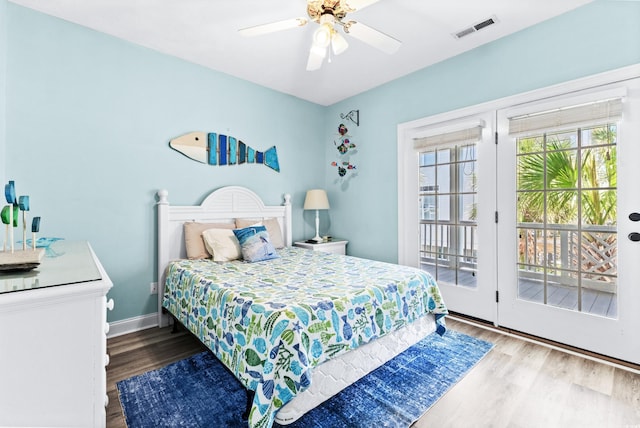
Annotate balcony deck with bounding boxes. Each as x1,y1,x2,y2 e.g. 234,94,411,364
517,278,617,318
421,264,617,319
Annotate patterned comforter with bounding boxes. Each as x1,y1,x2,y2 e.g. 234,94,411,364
163,247,447,428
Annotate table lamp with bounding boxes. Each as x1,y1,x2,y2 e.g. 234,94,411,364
303,189,330,243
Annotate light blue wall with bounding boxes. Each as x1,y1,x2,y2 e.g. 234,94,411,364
4,1,639,323
325,0,640,263
5,4,326,322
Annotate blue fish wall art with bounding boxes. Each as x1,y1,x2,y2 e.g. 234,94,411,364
169,132,280,172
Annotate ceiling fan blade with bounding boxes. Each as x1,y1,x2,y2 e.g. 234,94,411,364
306,44,327,71
344,21,401,54
343,0,382,12
239,17,307,37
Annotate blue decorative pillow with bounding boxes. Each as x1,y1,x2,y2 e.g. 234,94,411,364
232,225,280,262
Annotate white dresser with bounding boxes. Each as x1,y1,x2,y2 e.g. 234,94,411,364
0,241,113,428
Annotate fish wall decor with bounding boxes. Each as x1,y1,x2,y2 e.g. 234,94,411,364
331,161,356,177
170,132,280,173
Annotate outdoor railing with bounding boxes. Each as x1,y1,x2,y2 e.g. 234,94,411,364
419,221,617,294
419,222,477,269
517,222,617,293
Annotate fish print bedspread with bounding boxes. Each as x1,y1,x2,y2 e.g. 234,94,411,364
163,247,447,428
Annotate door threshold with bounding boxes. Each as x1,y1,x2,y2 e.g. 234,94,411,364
447,312,640,374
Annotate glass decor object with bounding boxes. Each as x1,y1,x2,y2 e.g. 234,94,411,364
1,180,45,271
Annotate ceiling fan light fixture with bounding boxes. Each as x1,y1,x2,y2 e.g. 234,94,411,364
313,23,333,48
331,31,349,55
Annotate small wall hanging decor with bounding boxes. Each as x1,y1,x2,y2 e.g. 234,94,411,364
331,114,358,180
170,132,280,172
331,161,356,177
335,124,356,155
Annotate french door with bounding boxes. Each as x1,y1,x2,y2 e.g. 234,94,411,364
414,112,497,322
495,79,640,364
400,68,640,364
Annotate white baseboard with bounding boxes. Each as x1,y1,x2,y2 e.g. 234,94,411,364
108,312,158,338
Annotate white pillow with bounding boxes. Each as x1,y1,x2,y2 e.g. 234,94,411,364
202,228,242,262
184,222,235,259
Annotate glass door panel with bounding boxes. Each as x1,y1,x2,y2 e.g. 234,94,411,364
515,125,617,317
497,79,640,365
419,144,477,288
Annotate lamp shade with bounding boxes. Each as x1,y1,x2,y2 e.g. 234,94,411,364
303,189,330,210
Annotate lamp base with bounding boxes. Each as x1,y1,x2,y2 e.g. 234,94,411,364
311,210,323,244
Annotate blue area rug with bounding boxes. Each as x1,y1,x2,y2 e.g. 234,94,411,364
117,329,493,428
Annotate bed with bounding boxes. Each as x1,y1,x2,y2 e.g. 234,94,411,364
156,186,448,428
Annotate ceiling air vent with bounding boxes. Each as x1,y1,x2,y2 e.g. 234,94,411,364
453,15,498,39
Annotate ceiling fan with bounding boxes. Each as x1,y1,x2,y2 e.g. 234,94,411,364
238,0,401,71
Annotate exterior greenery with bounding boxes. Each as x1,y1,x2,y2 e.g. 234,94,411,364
516,125,617,226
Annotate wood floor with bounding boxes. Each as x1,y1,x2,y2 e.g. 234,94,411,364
106,318,640,428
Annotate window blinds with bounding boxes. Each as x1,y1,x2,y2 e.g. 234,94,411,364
413,119,485,151
508,98,623,137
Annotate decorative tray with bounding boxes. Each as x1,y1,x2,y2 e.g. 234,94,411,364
0,248,46,272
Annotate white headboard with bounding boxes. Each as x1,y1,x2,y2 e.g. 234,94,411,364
156,186,292,327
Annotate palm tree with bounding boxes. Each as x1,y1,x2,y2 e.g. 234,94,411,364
517,135,579,224
581,127,617,226
517,125,616,226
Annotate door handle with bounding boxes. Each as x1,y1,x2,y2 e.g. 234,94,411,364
629,232,640,242
630,213,640,222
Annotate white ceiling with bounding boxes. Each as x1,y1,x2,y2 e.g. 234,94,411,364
9,0,594,106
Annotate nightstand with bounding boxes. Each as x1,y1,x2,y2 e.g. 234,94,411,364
294,239,348,255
